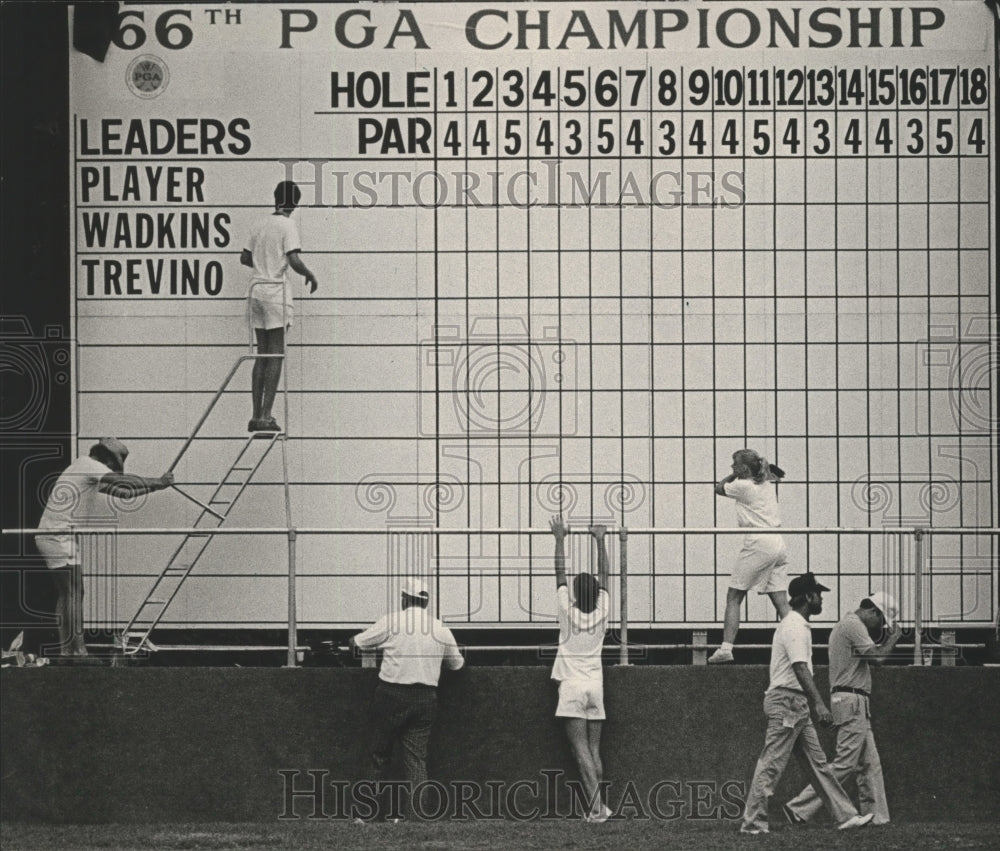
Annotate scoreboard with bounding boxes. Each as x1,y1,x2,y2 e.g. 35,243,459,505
69,2,997,631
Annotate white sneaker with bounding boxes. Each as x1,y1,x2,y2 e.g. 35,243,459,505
708,648,734,664
838,812,874,830
739,825,768,834
588,804,612,823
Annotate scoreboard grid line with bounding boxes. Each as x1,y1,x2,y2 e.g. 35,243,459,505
70,34,997,629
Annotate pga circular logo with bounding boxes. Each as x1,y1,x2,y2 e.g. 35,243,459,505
126,54,169,99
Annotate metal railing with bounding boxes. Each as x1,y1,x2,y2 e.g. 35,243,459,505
3,525,996,667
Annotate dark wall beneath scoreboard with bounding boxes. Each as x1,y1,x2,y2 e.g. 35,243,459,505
2,666,998,824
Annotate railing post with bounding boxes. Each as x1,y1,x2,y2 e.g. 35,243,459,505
692,631,708,666
286,527,297,668
619,527,629,666
913,527,924,666
941,628,957,666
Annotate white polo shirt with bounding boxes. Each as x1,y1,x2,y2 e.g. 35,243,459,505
723,478,782,529
551,585,610,683
244,213,301,304
36,456,115,561
767,610,812,693
354,606,464,686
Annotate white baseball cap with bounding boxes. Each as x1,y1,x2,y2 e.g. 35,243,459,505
867,591,898,628
401,577,429,599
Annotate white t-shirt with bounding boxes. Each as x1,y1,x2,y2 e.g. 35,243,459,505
767,610,812,692
37,455,115,534
551,585,609,683
244,213,301,304
723,478,782,529
354,606,464,686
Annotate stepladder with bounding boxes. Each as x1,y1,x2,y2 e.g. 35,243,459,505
119,431,283,654
119,282,294,655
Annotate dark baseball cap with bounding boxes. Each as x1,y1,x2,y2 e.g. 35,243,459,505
788,572,831,597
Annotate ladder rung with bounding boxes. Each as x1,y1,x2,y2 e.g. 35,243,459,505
129,381,284,650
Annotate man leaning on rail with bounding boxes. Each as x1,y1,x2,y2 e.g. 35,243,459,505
34,437,173,656
350,577,464,821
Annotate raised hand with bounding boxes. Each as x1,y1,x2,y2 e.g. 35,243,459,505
549,515,569,540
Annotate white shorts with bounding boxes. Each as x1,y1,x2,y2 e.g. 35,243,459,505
249,293,293,330
555,678,605,720
35,534,74,568
730,534,789,594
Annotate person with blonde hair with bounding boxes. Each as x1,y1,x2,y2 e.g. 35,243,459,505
709,449,789,663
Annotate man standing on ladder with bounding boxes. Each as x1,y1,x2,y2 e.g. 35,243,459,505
241,180,319,433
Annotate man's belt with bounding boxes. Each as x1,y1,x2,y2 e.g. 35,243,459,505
832,686,870,698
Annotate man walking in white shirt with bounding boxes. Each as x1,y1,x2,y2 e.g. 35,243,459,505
550,516,611,823
741,572,874,834
351,577,464,820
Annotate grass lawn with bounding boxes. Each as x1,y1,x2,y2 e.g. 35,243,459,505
3,820,999,850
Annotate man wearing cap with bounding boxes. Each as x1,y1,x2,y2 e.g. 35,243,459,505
783,591,903,825
741,572,874,834
350,577,464,819
34,438,174,655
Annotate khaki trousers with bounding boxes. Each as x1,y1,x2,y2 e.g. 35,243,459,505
785,693,889,824
742,688,859,832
